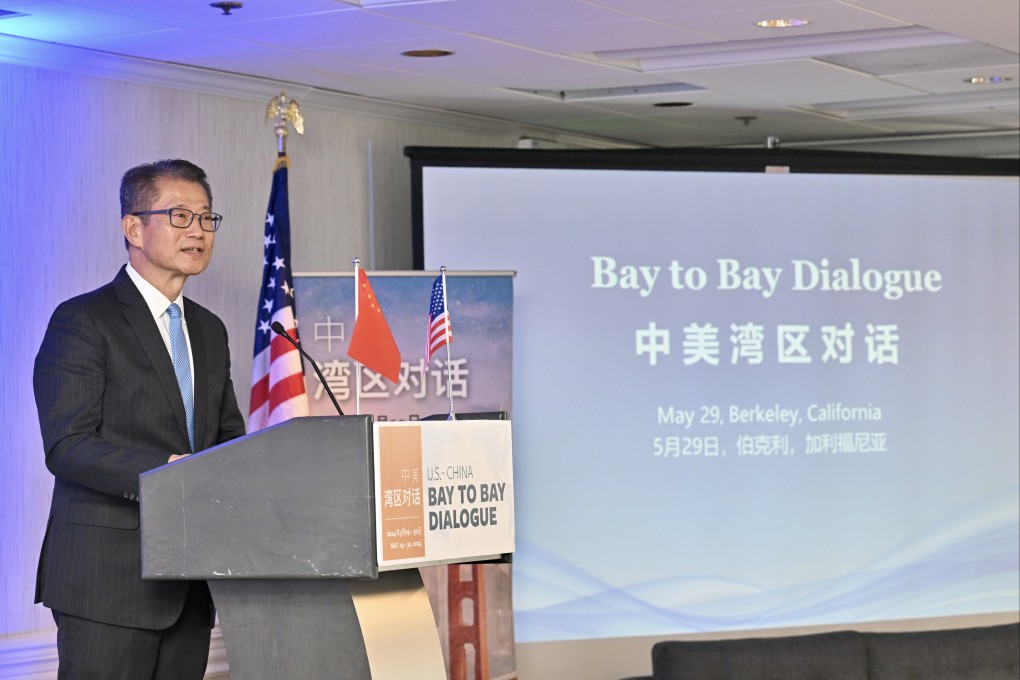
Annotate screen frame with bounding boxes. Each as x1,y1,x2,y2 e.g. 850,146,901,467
407,146,1018,269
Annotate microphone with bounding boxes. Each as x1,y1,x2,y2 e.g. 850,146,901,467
271,321,344,416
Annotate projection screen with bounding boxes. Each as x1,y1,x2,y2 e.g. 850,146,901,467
410,148,1019,643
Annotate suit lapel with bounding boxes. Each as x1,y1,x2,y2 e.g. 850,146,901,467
113,267,192,451
185,299,209,450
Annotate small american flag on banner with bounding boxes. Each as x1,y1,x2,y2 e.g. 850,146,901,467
249,157,309,430
427,274,452,361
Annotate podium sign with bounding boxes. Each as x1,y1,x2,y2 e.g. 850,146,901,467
375,420,514,570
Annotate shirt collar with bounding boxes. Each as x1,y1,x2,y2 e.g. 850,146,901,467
125,263,185,320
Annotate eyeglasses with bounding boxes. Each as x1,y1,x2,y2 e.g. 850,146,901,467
132,208,223,232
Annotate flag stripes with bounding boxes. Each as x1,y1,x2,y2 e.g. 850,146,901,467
427,274,452,361
249,157,309,430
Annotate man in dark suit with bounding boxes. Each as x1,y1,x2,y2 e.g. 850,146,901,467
33,159,247,680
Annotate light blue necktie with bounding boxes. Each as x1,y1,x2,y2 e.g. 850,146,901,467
167,303,195,452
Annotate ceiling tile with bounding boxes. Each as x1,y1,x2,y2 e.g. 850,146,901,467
852,110,1020,134
0,0,57,7
820,43,1019,76
843,0,1020,52
312,33,659,89
61,0,346,26
0,2,165,40
669,59,923,104
881,66,1020,96
589,0,839,17
203,9,450,48
365,0,632,32
655,2,910,42
481,18,710,53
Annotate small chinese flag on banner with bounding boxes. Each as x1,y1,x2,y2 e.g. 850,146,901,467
347,269,402,382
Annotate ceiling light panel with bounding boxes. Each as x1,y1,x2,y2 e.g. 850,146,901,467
965,76,1014,84
755,18,811,28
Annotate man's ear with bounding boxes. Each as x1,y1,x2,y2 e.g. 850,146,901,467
122,214,142,249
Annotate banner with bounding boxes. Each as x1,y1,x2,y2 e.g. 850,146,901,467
293,271,517,680
293,272,513,419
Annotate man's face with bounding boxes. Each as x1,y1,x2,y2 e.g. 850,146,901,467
124,177,215,289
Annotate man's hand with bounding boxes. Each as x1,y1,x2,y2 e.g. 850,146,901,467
168,453,191,463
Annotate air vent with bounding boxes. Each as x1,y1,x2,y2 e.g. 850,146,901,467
507,82,704,102
333,0,453,6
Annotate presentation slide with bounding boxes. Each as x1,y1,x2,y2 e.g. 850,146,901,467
419,163,1019,643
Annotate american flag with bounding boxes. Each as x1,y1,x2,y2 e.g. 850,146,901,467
249,157,309,430
427,274,452,361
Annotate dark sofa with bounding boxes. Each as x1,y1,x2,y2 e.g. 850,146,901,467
628,622,1019,680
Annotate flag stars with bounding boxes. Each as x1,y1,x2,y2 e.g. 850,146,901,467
263,298,274,314
273,256,286,270
264,233,276,249
258,319,271,334
266,212,275,228
281,280,293,297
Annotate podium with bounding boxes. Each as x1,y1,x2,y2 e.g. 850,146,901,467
139,414,513,680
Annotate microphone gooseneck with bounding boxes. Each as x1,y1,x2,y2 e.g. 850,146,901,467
270,322,344,416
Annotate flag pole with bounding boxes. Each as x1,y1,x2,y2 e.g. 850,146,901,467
353,257,362,416
249,93,308,432
440,266,456,421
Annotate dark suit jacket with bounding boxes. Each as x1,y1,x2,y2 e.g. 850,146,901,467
34,266,246,630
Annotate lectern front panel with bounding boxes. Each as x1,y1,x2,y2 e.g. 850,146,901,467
141,415,377,579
